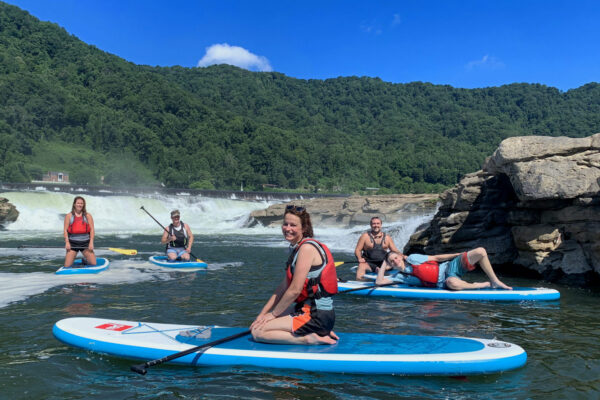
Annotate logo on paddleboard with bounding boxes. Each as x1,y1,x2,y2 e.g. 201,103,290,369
95,323,134,331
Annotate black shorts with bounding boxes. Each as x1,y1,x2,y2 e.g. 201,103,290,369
292,304,335,337
69,240,89,252
365,259,384,272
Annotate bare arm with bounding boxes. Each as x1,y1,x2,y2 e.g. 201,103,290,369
63,213,71,250
270,244,319,316
354,233,368,263
386,236,400,253
375,260,394,285
185,224,194,252
87,213,95,250
161,227,173,244
250,277,288,329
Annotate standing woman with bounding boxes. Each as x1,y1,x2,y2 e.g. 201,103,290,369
63,196,96,267
251,205,339,345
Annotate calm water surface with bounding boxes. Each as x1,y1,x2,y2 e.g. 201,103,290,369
0,192,598,399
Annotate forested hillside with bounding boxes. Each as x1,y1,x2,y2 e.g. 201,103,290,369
1,2,599,193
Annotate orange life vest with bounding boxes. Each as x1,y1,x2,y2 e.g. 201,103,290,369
409,260,440,287
67,214,91,234
286,238,338,303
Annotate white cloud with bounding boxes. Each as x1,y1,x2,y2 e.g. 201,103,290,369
360,20,382,35
392,14,401,26
197,43,273,72
466,55,505,70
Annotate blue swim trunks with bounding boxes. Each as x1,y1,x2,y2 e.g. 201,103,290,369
166,247,188,258
443,252,476,281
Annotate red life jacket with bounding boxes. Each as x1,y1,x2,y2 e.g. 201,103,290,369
67,214,91,234
410,260,440,287
286,238,338,303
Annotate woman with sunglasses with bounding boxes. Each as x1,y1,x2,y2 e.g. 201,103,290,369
161,209,194,261
251,205,339,345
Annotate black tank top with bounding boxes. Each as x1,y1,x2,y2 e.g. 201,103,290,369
363,232,387,262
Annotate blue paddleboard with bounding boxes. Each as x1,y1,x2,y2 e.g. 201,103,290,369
55,258,110,275
53,317,526,375
338,280,560,301
149,256,207,269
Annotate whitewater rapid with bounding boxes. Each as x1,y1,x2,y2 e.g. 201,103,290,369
0,191,435,253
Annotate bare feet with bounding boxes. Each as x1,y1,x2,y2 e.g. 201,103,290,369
471,282,491,289
303,333,338,345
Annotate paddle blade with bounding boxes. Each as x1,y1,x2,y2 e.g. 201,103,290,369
108,248,138,255
334,261,345,267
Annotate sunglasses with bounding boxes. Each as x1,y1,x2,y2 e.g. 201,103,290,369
285,205,305,213
171,216,180,219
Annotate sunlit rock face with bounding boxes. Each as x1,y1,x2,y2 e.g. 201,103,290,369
404,133,600,286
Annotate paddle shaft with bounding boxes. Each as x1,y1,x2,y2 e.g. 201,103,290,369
17,245,136,255
130,329,251,375
140,206,201,261
337,281,399,294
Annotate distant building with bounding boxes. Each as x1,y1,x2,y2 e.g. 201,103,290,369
42,171,69,183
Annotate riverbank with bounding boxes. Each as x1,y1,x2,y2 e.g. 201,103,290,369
249,194,439,227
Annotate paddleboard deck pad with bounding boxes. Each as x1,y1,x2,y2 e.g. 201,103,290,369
55,258,109,275
53,317,527,375
149,256,207,269
338,280,560,301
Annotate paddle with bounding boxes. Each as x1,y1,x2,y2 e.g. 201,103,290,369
337,281,399,294
130,329,251,375
140,206,203,263
334,260,357,267
130,280,398,375
17,245,137,256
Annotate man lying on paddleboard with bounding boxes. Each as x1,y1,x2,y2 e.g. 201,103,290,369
376,248,512,290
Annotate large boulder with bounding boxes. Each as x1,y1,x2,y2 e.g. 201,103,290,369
0,197,19,228
405,133,600,286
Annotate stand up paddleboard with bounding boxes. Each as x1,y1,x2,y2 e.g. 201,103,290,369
338,280,560,301
55,258,110,275
53,317,526,375
149,256,207,269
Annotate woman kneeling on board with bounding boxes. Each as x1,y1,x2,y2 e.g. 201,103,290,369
63,196,96,267
251,205,339,345
377,248,512,290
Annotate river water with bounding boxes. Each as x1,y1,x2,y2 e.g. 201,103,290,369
0,191,598,399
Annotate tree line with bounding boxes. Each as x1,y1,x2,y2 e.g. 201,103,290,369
1,2,599,193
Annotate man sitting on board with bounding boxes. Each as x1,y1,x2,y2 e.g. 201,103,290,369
354,217,400,280
376,248,512,290
161,209,194,262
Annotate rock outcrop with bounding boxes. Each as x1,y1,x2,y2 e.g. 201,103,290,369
249,194,439,228
0,197,19,228
405,133,600,286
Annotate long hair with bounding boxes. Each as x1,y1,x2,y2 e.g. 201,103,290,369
71,196,87,216
284,206,314,238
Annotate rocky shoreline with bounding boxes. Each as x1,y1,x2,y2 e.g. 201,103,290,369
248,194,439,228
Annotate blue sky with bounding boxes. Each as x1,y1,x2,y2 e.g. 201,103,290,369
5,0,599,91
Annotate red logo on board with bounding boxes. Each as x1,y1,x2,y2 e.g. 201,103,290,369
95,323,134,331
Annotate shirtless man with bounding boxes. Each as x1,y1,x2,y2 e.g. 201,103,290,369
354,217,400,280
